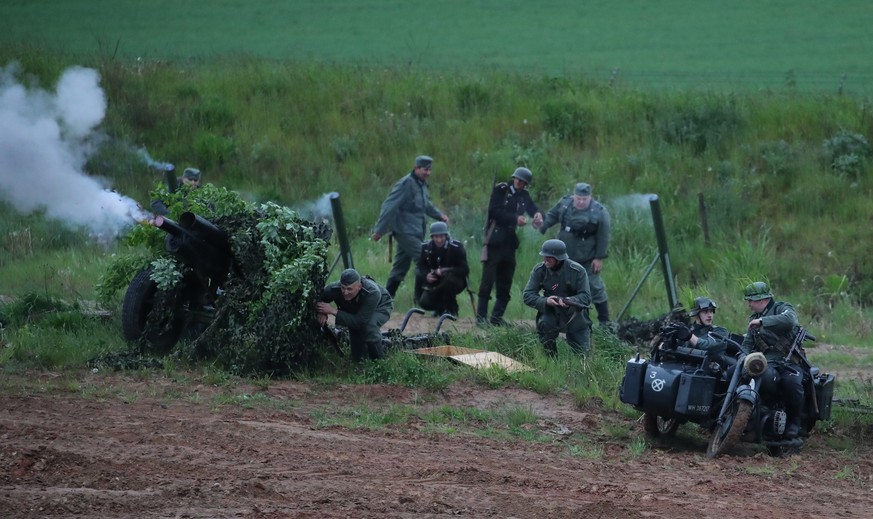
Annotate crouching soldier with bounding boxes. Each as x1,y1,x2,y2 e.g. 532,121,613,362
522,239,592,356
415,222,469,317
316,268,393,362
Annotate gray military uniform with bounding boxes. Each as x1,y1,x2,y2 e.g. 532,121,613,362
540,195,611,306
321,278,393,361
373,172,445,296
522,259,592,354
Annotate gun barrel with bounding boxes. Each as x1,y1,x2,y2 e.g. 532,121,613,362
179,212,229,250
153,215,185,237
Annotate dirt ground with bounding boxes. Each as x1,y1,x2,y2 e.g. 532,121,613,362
2,313,873,518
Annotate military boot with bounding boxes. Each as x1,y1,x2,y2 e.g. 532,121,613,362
785,416,802,439
594,301,611,325
543,339,558,357
489,299,509,326
386,279,400,299
476,297,490,326
446,299,459,318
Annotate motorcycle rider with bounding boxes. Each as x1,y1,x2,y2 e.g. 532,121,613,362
740,281,806,439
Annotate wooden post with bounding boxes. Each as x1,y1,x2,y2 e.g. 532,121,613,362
698,192,710,248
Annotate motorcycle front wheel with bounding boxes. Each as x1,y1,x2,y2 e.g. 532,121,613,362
706,399,752,458
643,412,680,438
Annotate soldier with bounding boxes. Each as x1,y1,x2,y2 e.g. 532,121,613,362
740,281,805,439
415,222,469,317
316,268,393,362
372,155,448,298
522,239,592,356
477,167,543,326
150,167,203,216
539,182,612,327
666,297,730,353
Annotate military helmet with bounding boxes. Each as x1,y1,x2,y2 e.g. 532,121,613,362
743,281,773,301
429,221,449,236
511,167,533,185
539,239,568,261
689,297,718,317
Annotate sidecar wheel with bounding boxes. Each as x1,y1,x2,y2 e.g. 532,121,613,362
706,399,752,458
643,413,680,438
121,268,184,355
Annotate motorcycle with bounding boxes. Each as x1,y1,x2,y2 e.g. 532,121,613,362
620,324,835,457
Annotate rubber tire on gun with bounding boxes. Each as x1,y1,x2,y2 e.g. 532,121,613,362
121,268,185,355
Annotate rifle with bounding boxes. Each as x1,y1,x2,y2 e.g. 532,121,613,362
480,172,501,262
387,234,393,263
465,276,477,317
560,297,589,310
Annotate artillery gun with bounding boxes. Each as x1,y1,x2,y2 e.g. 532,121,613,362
121,211,233,354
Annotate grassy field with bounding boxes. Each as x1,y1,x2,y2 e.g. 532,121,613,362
2,1,873,92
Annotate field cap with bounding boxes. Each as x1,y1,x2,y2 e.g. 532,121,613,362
415,155,433,168
574,183,592,196
340,268,361,286
182,167,201,181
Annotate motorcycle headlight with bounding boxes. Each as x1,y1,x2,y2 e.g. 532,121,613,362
743,352,768,377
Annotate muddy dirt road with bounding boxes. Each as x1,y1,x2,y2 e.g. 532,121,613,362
2,369,872,519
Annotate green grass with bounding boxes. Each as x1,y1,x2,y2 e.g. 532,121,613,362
2,1,872,92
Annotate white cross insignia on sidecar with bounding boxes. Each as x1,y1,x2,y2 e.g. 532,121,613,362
651,379,665,392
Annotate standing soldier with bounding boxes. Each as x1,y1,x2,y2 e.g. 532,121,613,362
372,155,449,299
316,269,394,362
539,182,612,327
476,167,543,326
415,222,469,317
522,239,592,355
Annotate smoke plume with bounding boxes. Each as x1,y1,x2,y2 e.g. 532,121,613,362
0,62,148,238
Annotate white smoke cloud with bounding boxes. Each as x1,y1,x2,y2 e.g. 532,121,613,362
0,62,148,238
294,192,336,221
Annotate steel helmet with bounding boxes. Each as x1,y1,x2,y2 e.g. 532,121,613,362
539,239,568,260
429,221,449,236
689,297,718,317
743,281,773,301
511,167,533,185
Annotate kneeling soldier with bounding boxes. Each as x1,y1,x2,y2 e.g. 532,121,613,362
415,221,469,317
317,268,393,362
523,239,592,356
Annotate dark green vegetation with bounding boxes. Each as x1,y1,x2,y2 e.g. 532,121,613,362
3,1,872,92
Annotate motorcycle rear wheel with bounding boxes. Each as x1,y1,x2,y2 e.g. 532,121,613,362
706,399,752,458
643,413,680,438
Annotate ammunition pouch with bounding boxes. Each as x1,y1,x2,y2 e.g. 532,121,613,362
570,222,599,239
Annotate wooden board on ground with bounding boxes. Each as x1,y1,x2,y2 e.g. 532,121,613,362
411,345,534,373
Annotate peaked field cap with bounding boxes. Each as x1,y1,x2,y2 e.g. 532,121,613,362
574,182,592,196
340,268,361,286
415,155,433,168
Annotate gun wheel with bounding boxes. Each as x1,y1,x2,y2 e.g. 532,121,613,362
706,399,752,458
643,413,680,438
121,268,185,355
